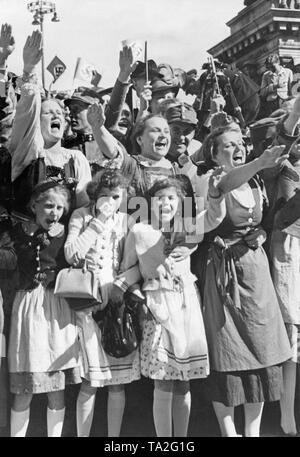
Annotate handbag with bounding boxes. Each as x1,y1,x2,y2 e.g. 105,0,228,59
54,263,102,311
99,293,142,358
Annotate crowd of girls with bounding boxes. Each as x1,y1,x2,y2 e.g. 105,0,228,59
0,27,300,438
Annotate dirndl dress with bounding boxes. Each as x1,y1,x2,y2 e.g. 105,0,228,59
195,181,291,406
9,285,81,394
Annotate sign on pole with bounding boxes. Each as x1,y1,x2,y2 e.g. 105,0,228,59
47,56,66,82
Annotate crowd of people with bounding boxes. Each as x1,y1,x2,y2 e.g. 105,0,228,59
0,22,300,438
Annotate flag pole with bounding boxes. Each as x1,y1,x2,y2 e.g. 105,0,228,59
145,41,148,83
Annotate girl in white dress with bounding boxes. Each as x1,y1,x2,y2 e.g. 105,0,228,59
113,174,226,437
64,170,140,437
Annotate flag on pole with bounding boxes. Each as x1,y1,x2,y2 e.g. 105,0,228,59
47,56,66,82
91,70,102,87
73,57,100,85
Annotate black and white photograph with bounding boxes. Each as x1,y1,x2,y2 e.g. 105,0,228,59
0,0,300,440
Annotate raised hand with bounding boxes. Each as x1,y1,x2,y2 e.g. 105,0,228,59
139,83,152,112
0,23,15,64
87,102,105,127
258,145,288,169
118,45,138,83
23,30,43,74
208,166,225,198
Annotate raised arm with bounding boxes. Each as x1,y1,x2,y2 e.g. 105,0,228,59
9,30,44,181
0,23,15,76
87,102,121,159
218,145,288,195
105,45,137,129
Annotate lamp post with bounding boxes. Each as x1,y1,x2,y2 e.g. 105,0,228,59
27,1,60,89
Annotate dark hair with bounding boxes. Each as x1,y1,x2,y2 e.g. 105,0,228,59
131,113,168,154
147,177,186,201
199,123,241,174
86,169,128,202
29,181,71,215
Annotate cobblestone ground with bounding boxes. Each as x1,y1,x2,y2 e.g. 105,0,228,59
1,376,300,437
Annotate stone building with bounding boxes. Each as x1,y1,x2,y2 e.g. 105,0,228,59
208,0,300,90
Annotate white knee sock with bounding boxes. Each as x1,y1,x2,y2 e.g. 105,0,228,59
244,402,264,437
107,390,126,437
280,361,297,435
76,388,96,437
153,388,173,437
172,391,191,437
10,408,30,437
47,407,65,437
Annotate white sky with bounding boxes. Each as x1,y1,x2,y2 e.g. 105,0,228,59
1,0,245,90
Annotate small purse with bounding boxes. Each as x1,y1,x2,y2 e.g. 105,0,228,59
98,293,142,359
54,263,102,310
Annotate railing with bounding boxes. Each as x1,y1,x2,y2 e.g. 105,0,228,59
271,0,300,8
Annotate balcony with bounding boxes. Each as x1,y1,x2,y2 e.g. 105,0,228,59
272,0,300,8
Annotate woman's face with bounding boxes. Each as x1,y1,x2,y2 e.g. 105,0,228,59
214,130,246,172
152,186,180,225
40,100,65,147
32,190,65,231
95,186,123,218
137,117,171,161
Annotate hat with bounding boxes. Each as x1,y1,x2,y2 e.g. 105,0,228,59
165,102,197,126
249,118,280,145
210,112,238,131
64,86,111,107
131,59,160,80
151,63,180,95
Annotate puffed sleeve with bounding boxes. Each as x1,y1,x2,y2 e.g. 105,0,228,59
65,209,105,264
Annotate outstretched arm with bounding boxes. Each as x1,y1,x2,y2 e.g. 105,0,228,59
218,145,288,194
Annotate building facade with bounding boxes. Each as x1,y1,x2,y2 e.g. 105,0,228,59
208,0,300,91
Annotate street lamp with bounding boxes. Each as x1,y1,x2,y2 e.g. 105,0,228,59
27,1,60,89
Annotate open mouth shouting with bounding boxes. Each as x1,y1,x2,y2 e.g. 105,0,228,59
50,119,62,133
155,137,169,151
232,151,245,165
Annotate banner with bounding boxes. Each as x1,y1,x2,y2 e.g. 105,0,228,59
47,56,66,82
74,57,100,85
